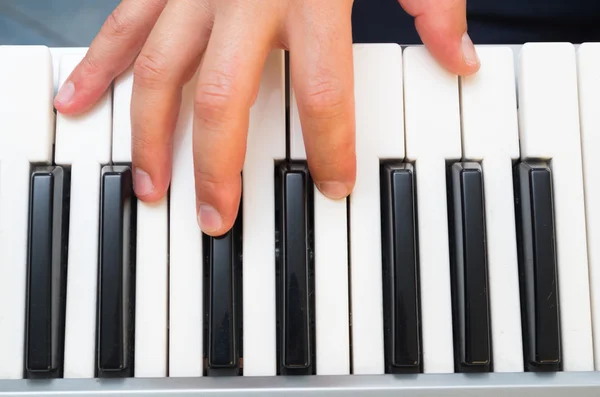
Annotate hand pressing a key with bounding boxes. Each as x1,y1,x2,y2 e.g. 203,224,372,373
54,0,480,237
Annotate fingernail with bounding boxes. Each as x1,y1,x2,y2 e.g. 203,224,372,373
318,181,350,200
134,168,154,197
198,203,222,233
55,81,75,106
461,32,480,66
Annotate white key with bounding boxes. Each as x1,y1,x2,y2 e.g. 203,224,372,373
0,160,31,379
576,42,600,370
169,72,204,377
290,76,350,375
403,46,461,374
54,51,113,378
49,47,88,95
112,68,134,163
113,68,169,377
350,43,404,374
460,46,524,372
242,50,286,376
0,46,54,379
518,42,594,371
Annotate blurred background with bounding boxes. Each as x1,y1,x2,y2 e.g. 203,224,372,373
2,0,600,47
0,0,119,47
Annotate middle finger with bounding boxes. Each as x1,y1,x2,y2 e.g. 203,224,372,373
192,1,282,235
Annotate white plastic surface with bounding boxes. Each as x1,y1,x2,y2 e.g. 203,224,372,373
61,162,102,378
112,68,134,163
55,53,112,166
460,46,524,372
49,47,88,96
350,44,404,374
518,42,594,371
111,68,169,377
0,160,33,379
242,50,286,376
0,46,55,379
169,73,204,377
135,198,169,377
403,46,460,374
290,78,350,375
54,51,114,378
0,46,55,162
576,42,600,370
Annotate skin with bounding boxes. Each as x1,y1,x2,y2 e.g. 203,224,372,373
54,0,480,237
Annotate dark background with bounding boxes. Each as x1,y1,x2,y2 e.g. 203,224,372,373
353,0,600,44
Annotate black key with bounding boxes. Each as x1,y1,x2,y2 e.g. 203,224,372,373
275,161,315,375
25,166,70,378
514,161,561,372
449,162,492,372
96,165,136,377
380,162,421,374
205,207,243,376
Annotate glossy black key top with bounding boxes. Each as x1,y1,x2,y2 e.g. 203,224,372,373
449,162,492,372
275,161,315,375
96,166,136,377
514,161,561,372
205,207,243,376
380,162,421,374
25,166,70,378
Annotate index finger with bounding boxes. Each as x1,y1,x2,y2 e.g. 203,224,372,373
54,0,167,114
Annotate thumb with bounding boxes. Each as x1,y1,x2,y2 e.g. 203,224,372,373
399,0,479,75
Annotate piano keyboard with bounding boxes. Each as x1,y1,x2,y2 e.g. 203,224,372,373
1,42,600,396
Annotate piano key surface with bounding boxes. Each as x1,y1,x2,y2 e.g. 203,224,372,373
1,42,600,396
54,51,113,379
0,46,55,379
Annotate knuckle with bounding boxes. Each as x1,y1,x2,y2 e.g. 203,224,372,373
310,137,355,173
194,168,224,190
133,51,170,87
104,7,135,38
131,130,157,159
302,81,347,119
313,148,353,174
194,69,237,120
79,53,104,78
193,168,240,213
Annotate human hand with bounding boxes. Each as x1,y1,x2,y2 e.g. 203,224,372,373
54,0,480,236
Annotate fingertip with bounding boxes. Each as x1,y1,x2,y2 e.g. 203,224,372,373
460,32,481,75
197,203,224,236
53,80,76,111
316,180,353,200
133,166,159,201
415,24,480,76
410,2,480,76
53,72,112,115
197,196,240,237
193,173,242,237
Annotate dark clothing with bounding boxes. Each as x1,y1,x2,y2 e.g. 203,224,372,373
352,0,600,45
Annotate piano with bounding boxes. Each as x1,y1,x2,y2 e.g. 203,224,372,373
1,42,600,396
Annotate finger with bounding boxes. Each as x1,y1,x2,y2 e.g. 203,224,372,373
54,0,167,114
131,0,213,201
399,0,480,75
193,4,280,236
287,0,356,199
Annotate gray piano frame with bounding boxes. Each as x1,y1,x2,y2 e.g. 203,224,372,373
1,372,600,396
